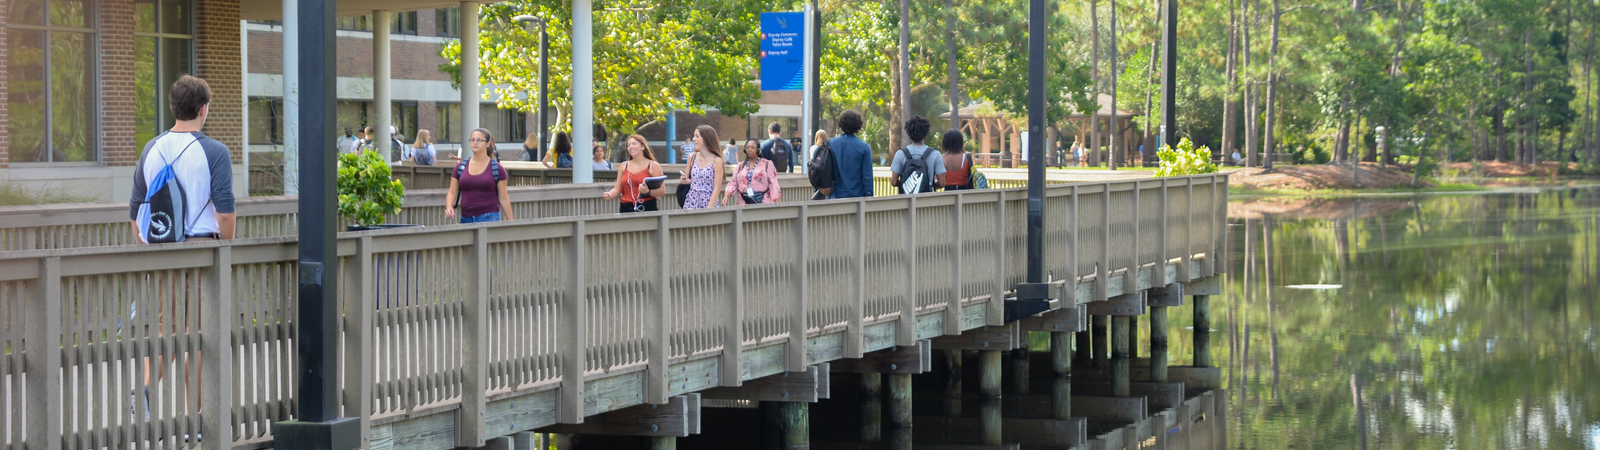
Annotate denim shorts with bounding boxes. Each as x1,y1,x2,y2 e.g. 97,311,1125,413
462,211,501,223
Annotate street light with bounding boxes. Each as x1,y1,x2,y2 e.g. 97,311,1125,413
513,15,550,158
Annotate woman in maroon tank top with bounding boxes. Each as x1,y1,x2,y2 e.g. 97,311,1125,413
602,134,665,212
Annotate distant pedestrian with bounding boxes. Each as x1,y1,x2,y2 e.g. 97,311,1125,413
521,133,541,162
542,131,574,168
807,129,834,200
602,134,666,212
387,126,405,163
941,129,975,191
410,129,437,166
339,127,360,153
725,139,781,205
726,138,739,161
592,143,614,170
361,126,378,152
827,110,875,199
761,122,794,173
679,125,726,209
890,116,945,194
446,128,512,223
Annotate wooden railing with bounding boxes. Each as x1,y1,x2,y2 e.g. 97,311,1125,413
0,173,1227,450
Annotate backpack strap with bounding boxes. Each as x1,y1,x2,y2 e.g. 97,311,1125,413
489,158,502,183
455,159,469,178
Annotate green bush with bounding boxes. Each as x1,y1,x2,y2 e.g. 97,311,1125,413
1155,138,1219,177
337,149,406,227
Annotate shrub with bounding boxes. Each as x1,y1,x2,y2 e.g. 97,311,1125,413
337,149,406,227
1155,138,1219,177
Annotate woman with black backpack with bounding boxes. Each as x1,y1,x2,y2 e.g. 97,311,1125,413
446,128,513,223
541,131,574,168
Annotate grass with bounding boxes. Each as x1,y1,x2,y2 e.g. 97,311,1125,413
1228,182,1490,197
0,179,94,206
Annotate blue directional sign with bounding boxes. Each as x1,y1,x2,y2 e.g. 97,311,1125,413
760,12,806,91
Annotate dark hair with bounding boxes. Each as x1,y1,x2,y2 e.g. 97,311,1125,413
169,75,212,121
837,110,864,135
905,116,931,143
941,129,965,154
344,127,353,136
471,128,498,159
768,122,783,135
553,131,573,155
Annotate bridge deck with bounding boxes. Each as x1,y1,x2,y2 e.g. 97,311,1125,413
0,173,1227,450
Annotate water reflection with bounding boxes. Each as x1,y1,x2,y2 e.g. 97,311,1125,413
1221,189,1600,449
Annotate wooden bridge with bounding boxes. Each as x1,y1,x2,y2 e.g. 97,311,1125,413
0,172,1229,450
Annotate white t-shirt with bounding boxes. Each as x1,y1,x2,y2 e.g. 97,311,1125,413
129,131,236,238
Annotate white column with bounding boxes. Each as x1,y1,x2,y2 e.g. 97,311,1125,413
282,0,299,195
375,10,393,163
571,0,594,183
461,2,481,158
240,20,250,197
801,3,815,174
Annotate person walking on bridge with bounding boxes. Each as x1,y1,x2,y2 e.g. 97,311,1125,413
446,128,513,223
890,116,945,194
942,129,975,191
603,134,666,212
679,125,726,209
827,110,875,199
725,139,781,205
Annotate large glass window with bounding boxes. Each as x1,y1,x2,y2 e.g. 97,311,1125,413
248,97,282,145
7,0,99,163
134,0,194,153
337,15,372,31
481,104,527,146
435,7,460,38
337,100,369,136
391,101,418,142
436,103,459,143
391,11,417,35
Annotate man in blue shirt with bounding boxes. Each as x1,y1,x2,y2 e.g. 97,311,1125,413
828,109,876,198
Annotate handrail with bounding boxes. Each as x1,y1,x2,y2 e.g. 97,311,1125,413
0,173,1228,449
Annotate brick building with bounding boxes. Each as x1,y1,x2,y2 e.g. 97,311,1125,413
2,0,804,202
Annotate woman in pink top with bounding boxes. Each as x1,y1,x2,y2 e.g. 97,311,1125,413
723,139,781,205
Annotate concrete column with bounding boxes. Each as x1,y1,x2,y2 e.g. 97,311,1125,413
282,0,299,194
570,0,595,182
461,2,481,155
374,10,393,163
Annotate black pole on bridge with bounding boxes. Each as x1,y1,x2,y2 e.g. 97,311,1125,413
1009,0,1061,322
275,0,361,448
1160,0,1178,148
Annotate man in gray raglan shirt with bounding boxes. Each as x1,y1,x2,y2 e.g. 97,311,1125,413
129,75,236,243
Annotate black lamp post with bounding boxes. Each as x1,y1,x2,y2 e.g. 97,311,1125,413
514,14,550,154
1009,0,1061,322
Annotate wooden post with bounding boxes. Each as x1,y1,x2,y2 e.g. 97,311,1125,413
849,201,867,358
791,206,809,371
1194,295,1212,367
1150,306,1169,382
560,222,589,423
202,247,235,450
979,350,1002,398
725,210,746,386
513,432,538,450
943,349,963,416
990,192,1007,326
484,436,512,450
26,257,62,450
460,227,490,446
1075,328,1091,361
900,197,919,346
1051,331,1071,377
1009,347,1030,394
861,373,882,441
1128,314,1138,360
946,196,964,335
1052,377,1072,420
888,373,912,427
650,217,673,403
1092,315,1108,366
1111,315,1131,397
343,237,375,446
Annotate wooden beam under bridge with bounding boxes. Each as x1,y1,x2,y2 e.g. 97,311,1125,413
537,393,702,437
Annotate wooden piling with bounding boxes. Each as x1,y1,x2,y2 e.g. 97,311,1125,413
1111,316,1131,397
1150,306,1169,382
650,437,676,450
1092,315,1109,366
888,373,913,428
979,350,1003,398
1051,331,1072,377
943,350,963,416
1128,315,1138,359
760,401,809,449
1009,348,1031,394
1076,328,1092,361
1194,295,1212,367
861,373,882,442
512,432,536,450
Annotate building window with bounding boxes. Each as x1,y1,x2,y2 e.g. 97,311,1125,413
391,101,418,142
6,0,100,163
337,100,369,135
436,103,459,143
248,97,283,145
435,7,460,38
482,104,527,146
337,15,372,31
391,11,417,35
134,0,194,153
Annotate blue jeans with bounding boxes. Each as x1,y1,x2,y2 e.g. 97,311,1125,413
462,211,501,223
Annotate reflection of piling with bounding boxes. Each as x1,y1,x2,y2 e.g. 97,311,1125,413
1194,295,1212,367
1009,348,1031,394
942,349,963,416
979,350,1002,398
1052,377,1072,420
1111,316,1131,397
861,373,882,441
650,436,676,450
979,398,1003,445
1076,327,1092,361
